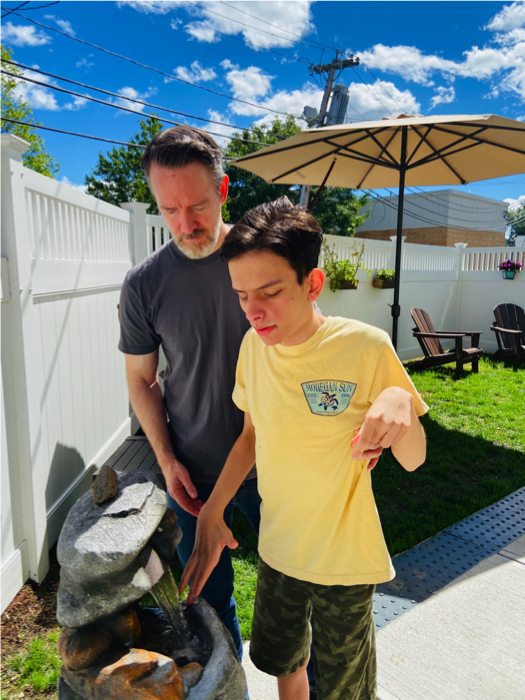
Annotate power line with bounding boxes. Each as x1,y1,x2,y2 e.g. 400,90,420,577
1,1,29,19
219,0,341,52
10,13,302,119
3,58,293,140
1,117,149,149
406,185,509,214
351,66,396,117
0,112,275,151
360,62,406,113
385,188,507,225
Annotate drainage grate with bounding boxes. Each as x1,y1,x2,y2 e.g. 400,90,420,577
373,487,525,630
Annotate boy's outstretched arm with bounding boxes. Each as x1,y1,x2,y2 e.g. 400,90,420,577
179,412,256,604
352,387,426,472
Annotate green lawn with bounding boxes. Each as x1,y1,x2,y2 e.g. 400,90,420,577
2,355,523,698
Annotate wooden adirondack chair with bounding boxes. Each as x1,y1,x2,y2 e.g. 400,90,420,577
411,308,483,374
490,303,525,366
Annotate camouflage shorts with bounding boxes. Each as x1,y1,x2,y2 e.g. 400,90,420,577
250,558,376,700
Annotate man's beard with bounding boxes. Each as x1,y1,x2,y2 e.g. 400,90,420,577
173,218,221,260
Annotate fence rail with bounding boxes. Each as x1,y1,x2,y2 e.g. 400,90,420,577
463,247,525,271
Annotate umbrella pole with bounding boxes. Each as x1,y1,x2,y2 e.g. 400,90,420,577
392,125,408,352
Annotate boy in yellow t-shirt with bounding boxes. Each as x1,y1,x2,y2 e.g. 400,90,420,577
180,198,428,700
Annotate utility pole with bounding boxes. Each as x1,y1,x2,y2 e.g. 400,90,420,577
299,51,360,207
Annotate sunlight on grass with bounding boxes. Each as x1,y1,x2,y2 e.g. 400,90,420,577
6,629,61,694
232,553,258,640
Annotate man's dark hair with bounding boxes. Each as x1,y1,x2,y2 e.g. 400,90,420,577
142,125,224,191
221,197,323,285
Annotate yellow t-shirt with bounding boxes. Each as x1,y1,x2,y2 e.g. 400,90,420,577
233,316,429,586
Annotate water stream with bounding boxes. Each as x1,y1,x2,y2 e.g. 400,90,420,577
151,566,191,649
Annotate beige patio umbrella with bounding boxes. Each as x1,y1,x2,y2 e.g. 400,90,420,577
231,114,525,348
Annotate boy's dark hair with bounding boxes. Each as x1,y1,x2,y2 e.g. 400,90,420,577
221,197,323,285
142,125,224,191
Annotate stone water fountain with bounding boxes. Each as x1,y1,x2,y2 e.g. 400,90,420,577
56,469,247,699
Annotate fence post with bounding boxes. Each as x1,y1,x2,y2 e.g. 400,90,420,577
1,134,50,587
120,202,151,265
454,242,468,330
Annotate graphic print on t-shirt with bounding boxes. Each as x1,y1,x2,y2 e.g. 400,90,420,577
301,379,357,416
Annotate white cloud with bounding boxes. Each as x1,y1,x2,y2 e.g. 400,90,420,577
185,22,219,43
224,66,274,115
44,15,75,35
205,110,238,148
174,61,217,83
2,22,51,47
170,18,182,29
63,96,88,111
430,86,456,109
359,44,456,86
60,176,87,193
183,0,314,49
486,1,525,32
113,86,157,113
122,0,315,49
117,1,186,14
76,56,94,70
346,81,421,122
504,195,525,212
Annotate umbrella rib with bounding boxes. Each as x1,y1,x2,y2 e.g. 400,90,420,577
363,129,400,167
356,130,399,188
409,125,467,183
406,126,433,167
409,140,482,170
323,138,398,168
432,124,525,157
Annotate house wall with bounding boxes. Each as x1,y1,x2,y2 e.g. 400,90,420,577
357,190,509,247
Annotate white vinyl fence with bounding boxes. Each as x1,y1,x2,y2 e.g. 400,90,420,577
1,136,133,611
1,134,524,612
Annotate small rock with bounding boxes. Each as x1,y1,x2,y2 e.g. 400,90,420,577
58,627,113,672
91,466,118,504
179,662,204,693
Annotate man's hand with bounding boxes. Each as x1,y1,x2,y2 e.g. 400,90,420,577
179,509,238,604
162,457,202,516
352,387,413,462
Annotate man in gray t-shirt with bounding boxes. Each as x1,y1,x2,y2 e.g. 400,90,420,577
118,126,261,662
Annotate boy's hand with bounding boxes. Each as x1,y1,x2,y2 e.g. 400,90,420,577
351,430,383,470
178,509,238,605
352,387,413,462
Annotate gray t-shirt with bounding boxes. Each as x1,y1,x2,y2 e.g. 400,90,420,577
119,240,253,483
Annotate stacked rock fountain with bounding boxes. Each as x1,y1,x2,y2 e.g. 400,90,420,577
56,469,247,699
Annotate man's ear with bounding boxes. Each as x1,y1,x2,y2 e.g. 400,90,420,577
307,268,325,301
220,174,229,204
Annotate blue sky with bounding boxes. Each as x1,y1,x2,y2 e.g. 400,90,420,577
2,0,525,211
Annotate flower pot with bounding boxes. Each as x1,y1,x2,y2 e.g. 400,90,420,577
339,279,358,290
501,270,516,279
372,278,395,289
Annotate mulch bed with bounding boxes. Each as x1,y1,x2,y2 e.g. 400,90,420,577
1,547,60,659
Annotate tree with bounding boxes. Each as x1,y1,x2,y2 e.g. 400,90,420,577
507,205,525,246
85,116,163,213
1,44,59,178
223,115,370,234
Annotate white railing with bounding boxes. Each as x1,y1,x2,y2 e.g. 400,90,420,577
463,247,525,271
146,213,170,255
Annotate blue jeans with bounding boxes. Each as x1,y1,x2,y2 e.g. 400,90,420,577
168,477,261,662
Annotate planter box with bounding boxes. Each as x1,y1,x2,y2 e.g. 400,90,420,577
501,270,517,279
339,279,358,290
373,278,395,289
